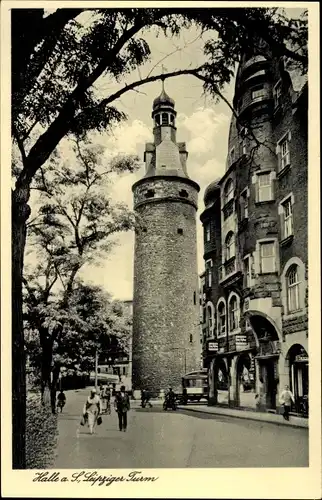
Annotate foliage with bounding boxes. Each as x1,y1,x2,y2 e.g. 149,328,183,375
25,394,58,468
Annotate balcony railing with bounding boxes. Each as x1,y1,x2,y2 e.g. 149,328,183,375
219,258,242,284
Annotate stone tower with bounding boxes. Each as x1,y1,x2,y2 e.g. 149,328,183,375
132,80,200,395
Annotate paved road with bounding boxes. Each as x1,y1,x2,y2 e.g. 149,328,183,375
54,389,308,468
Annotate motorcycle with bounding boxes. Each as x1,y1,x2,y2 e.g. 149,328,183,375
163,397,177,411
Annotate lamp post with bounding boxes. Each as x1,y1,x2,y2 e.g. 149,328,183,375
94,348,99,391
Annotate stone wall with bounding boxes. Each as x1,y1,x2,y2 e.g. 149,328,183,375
132,178,200,393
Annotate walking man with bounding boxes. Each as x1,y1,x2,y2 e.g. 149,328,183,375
279,384,295,421
114,385,130,431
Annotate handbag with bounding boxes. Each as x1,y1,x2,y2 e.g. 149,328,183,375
97,416,102,426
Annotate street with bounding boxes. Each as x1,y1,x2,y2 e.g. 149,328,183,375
54,389,308,468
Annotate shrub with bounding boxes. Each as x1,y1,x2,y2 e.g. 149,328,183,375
26,394,58,469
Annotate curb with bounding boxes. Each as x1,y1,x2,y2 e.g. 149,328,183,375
177,406,309,429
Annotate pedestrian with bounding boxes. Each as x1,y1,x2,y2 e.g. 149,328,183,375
114,385,130,432
279,384,295,421
145,389,153,408
83,388,101,434
57,390,66,413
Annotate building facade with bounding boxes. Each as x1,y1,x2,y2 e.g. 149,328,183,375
132,82,200,396
200,47,308,414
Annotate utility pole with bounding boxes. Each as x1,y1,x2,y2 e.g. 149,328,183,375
94,348,98,391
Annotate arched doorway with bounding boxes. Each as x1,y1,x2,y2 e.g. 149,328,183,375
286,344,309,415
236,353,256,408
248,314,281,410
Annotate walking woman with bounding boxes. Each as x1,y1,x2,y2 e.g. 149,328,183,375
83,388,101,434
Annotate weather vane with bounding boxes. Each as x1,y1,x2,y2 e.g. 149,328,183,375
161,64,167,91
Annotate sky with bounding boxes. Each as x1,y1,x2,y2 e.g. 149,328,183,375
31,8,305,302
77,23,234,301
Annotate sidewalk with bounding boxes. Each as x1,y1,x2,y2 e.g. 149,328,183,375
176,403,308,428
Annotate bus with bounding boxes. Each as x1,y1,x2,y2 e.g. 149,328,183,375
181,369,209,403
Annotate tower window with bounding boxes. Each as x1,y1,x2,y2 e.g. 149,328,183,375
170,114,175,124
193,291,196,305
251,85,265,100
145,189,155,198
179,189,188,198
177,228,183,235
162,113,169,125
155,114,161,126
189,334,193,343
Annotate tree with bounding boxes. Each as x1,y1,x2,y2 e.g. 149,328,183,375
24,281,131,398
11,7,307,468
23,142,138,411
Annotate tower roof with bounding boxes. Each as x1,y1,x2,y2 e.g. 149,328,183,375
153,79,175,109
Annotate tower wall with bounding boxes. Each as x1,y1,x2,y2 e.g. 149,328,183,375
132,177,200,394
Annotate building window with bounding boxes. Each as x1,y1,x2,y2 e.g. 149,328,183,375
287,265,301,313
179,189,188,198
161,113,169,125
225,232,235,261
217,300,226,337
205,259,213,287
242,139,247,155
230,147,235,164
251,85,265,100
260,241,276,273
257,172,273,202
244,255,253,287
205,224,211,242
145,189,155,198
207,304,214,335
224,179,234,204
282,197,293,239
228,295,239,332
240,189,249,219
193,291,196,305
277,133,291,172
177,228,183,235
273,80,282,108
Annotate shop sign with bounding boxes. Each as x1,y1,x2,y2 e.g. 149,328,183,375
208,341,218,352
295,354,309,363
235,335,249,351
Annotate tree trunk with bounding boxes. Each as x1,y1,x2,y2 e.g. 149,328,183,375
51,364,60,414
12,189,31,469
40,333,53,406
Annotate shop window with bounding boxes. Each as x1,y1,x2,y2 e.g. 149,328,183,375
287,265,301,313
225,232,235,261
